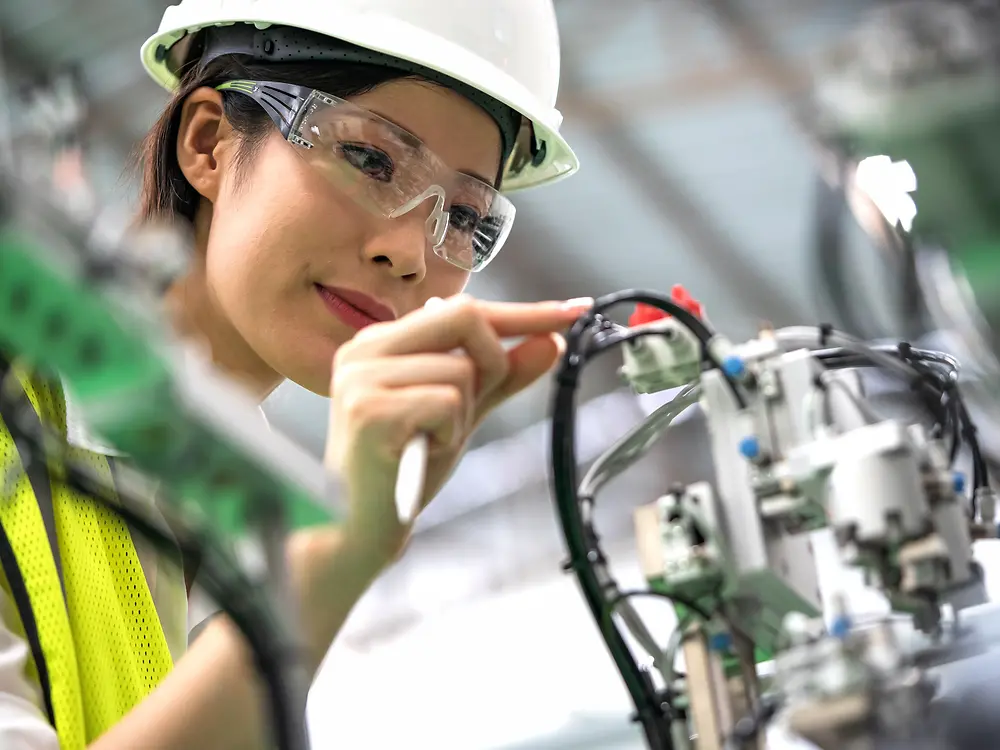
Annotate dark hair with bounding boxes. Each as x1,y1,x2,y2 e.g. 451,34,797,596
137,52,410,224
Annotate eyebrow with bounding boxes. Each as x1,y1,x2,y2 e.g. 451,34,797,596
369,108,497,187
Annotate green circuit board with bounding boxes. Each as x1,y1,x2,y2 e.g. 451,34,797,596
0,227,336,536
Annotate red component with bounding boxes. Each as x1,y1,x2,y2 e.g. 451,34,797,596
628,303,668,327
670,284,703,318
627,285,704,327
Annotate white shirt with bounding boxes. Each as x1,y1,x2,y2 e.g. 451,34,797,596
0,394,190,749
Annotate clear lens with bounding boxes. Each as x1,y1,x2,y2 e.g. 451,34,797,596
291,91,516,272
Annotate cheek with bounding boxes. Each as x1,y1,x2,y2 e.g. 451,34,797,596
206,146,339,298
199,141,374,389
204,193,298,310
424,246,473,295
432,264,472,297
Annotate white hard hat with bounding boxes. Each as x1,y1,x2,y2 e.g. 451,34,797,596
140,0,580,193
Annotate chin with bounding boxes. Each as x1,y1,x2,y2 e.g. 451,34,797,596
295,372,334,397
248,310,343,397
271,346,336,398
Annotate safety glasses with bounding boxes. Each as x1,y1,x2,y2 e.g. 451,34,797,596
216,80,516,272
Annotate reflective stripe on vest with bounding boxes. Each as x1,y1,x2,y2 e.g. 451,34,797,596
0,363,174,748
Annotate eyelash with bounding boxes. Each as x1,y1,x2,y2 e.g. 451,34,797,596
337,141,490,241
338,143,395,182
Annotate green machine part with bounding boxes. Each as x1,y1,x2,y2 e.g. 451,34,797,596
0,227,338,537
647,575,773,675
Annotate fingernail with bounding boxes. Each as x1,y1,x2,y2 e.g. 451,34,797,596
561,296,594,310
553,333,567,355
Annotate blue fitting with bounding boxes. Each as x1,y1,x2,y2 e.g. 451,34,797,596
829,615,852,640
738,435,761,461
722,355,746,379
953,472,967,495
708,632,732,652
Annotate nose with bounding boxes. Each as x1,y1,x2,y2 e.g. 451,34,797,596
361,211,430,283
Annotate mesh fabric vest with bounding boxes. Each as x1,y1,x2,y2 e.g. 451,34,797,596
0,368,173,748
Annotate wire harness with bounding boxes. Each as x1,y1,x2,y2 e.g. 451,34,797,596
549,291,992,750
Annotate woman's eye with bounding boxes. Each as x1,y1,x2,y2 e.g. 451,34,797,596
338,143,395,182
448,204,482,233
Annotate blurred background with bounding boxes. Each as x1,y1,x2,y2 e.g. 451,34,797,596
4,0,1000,747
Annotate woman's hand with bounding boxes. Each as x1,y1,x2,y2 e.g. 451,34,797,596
323,294,591,561
279,295,590,672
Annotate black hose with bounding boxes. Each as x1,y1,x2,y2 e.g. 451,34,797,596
814,341,987,487
547,289,747,750
550,369,674,749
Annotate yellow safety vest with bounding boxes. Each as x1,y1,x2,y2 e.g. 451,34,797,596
0,365,175,748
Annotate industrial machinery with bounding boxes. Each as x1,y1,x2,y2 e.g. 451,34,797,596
548,285,997,750
5,5,1000,750
535,5,1000,746
809,0,1000,457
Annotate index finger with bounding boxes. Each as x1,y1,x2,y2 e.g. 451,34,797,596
469,297,594,338
342,296,592,394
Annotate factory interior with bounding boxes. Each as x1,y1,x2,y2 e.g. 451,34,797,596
3,1,1000,748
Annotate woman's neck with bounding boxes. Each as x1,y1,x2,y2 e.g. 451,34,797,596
164,266,282,404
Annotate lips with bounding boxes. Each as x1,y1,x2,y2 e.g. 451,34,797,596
316,284,396,330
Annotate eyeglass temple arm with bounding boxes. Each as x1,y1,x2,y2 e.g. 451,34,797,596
216,80,313,140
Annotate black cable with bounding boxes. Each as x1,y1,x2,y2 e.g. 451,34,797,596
591,290,715,342
895,343,989,491
948,397,965,466
551,372,674,750
812,339,988,487
813,334,990,521
552,345,676,744
550,290,744,750
954,395,988,492
798,334,963,468
0,371,307,750
551,303,989,750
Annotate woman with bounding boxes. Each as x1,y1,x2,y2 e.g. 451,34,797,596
0,1,586,748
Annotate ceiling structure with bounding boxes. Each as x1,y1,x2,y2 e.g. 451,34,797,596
0,1,903,746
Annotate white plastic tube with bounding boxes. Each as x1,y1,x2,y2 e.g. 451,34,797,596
394,296,445,524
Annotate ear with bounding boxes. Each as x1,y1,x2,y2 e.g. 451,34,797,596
175,86,236,203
